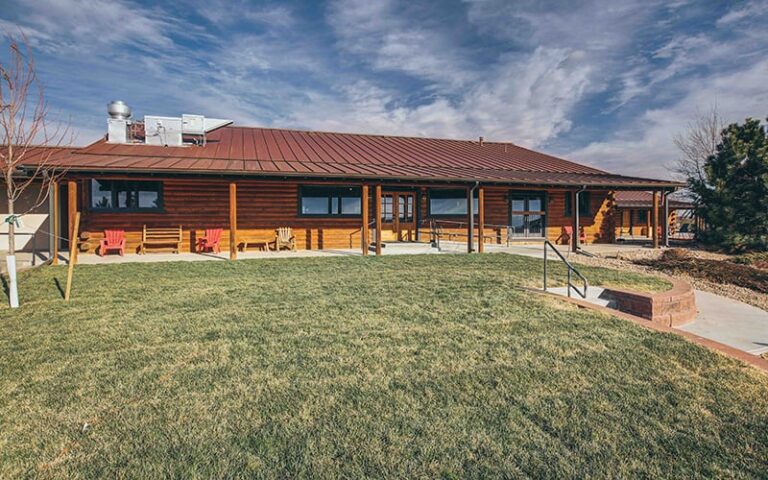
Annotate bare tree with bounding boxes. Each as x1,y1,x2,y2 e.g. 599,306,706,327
671,105,723,183
1,34,69,307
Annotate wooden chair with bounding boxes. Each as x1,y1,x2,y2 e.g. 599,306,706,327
99,229,125,256
140,225,183,254
196,228,223,253
273,227,296,251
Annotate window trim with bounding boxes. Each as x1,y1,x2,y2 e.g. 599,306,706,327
427,188,479,217
297,185,363,218
88,179,165,213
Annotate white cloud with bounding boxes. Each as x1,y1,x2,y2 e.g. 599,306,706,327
567,58,768,178
327,0,473,88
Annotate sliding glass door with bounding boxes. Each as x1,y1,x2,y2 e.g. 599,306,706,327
509,193,546,239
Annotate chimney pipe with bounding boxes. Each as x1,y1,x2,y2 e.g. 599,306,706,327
479,136,484,146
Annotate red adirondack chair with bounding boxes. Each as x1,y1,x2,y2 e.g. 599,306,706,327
560,225,586,245
99,229,126,256
196,228,223,253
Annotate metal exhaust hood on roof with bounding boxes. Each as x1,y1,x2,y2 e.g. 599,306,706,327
105,100,233,146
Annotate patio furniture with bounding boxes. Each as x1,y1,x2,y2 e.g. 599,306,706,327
273,227,296,251
559,225,586,246
240,237,271,253
140,225,183,254
99,229,125,256
196,228,223,253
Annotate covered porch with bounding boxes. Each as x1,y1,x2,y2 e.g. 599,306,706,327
50,175,677,263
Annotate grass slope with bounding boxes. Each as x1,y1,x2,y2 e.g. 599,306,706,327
0,254,766,478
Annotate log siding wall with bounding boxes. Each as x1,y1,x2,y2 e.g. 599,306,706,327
68,176,617,253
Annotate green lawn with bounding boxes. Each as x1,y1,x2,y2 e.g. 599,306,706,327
1,254,766,478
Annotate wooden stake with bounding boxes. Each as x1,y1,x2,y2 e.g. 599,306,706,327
64,212,80,301
229,182,237,260
361,184,369,256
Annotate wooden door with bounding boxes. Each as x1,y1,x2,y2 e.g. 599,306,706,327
381,192,416,241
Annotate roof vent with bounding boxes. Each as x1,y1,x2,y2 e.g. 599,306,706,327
108,100,131,120
107,101,132,144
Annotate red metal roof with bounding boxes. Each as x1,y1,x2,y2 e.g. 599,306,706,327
615,191,694,208
30,126,682,188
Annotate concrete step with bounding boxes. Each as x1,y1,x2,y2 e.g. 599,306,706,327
547,286,616,308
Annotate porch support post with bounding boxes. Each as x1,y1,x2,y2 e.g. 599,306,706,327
661,192,671,247
361,184,369,256
229,182,237,260
478,186,485,253
375,185,382,256
571,190,579,253
51,181,59,265
467,186,474,253
67,180,77,250
652,190,660,249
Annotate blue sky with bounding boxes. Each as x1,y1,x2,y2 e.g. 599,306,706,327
2,0,767,178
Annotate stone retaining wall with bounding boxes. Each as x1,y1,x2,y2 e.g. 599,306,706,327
603,279,696,327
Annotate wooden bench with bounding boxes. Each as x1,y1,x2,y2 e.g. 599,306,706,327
140,225,183,254
240,237,272,252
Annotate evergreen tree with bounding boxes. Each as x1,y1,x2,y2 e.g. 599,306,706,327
689,118,768,252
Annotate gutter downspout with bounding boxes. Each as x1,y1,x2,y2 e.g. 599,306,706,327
574,185,587,252
468,181,479,253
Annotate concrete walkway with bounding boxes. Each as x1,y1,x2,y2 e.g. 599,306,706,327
547,286,768,356
679,290,768,356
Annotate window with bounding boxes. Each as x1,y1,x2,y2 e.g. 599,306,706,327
637,209,648,223
509,192,546,238
299,186,361,216
564,192,591,217
89,179,163,212
428,189,478,216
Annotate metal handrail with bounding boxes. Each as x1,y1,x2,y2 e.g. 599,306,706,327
543,239,588,298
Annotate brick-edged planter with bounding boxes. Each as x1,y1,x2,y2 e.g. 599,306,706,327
602,279,696,327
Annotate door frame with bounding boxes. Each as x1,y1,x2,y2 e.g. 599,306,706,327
508,191,548,239
381,191,417,241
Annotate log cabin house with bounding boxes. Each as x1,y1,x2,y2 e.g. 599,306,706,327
20,104,683,259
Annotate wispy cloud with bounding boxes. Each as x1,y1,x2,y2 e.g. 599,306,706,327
1,0,766,180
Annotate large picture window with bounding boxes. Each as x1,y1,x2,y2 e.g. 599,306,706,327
299,186,361,216
564,192,591,217
89,179,163,212
428,189,478,216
